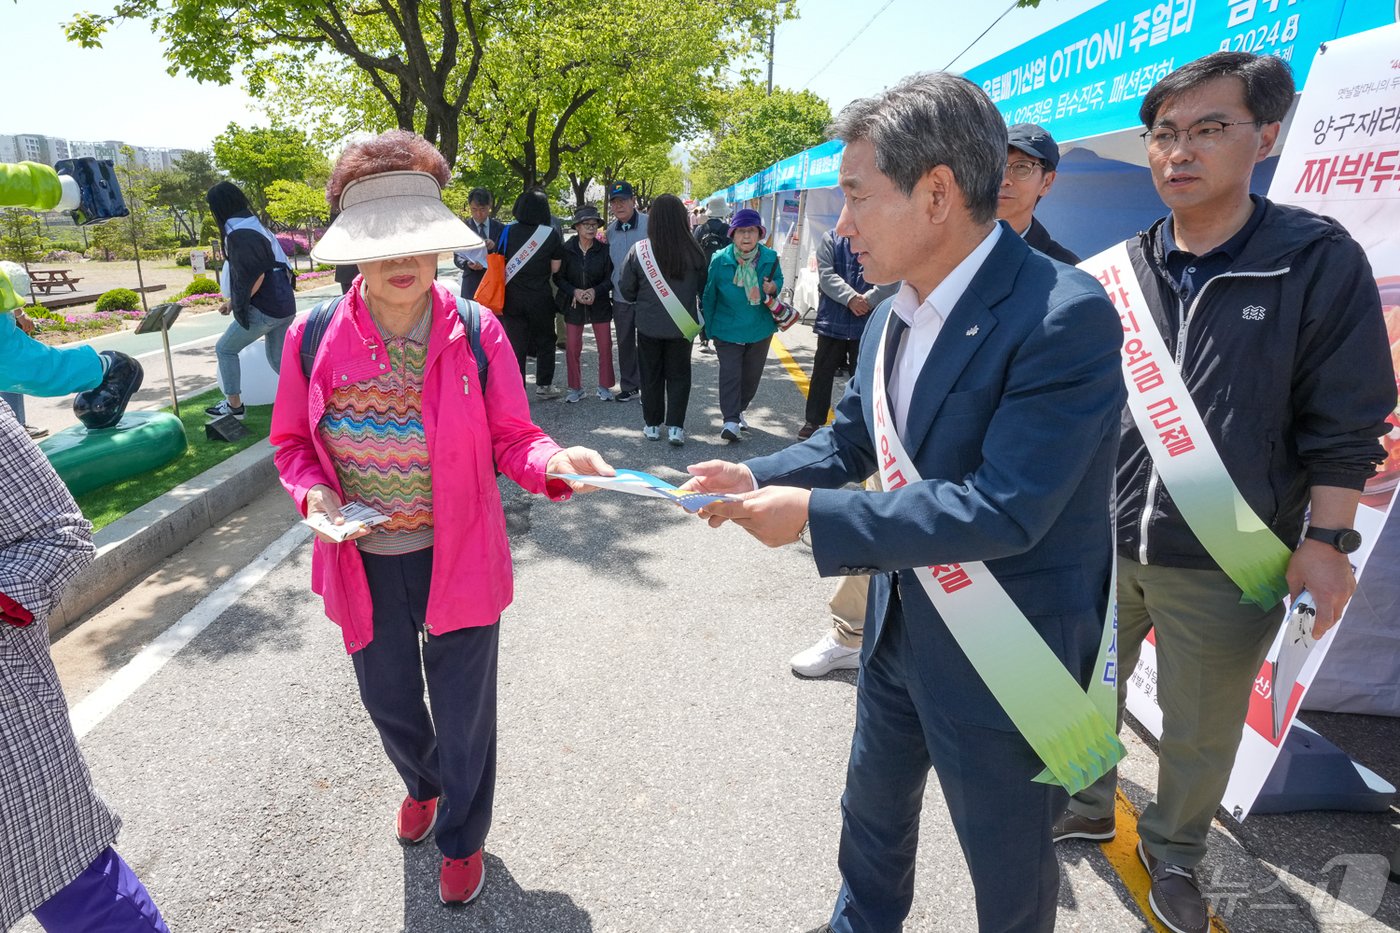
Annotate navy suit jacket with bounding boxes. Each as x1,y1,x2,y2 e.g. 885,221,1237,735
747,224,1125,730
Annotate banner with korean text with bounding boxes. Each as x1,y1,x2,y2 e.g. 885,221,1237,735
963,0,1397,144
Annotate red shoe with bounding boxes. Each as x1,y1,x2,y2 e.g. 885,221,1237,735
396,795,438,844
439,850,486,905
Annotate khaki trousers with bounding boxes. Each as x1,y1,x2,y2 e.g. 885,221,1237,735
1070,557,1284,868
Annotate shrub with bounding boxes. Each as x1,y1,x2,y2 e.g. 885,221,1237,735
25,304,62,322
175,253,191,266
94,288,142,313
180,276,221,299
313,263,335,272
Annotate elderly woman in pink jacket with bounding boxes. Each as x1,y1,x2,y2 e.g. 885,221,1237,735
270,130,611,907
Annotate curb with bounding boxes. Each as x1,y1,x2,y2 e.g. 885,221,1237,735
49,439,279,635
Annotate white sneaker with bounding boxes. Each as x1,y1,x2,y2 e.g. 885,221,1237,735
790,633,861,677
596,387,615,401
738,412,750,432
667,426,684,446
643,425,661,441
535,384,562,399
565,388,587,403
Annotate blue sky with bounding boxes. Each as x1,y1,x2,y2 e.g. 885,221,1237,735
2,0,1107,152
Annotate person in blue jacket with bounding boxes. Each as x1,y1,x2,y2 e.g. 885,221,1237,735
700,207,783,441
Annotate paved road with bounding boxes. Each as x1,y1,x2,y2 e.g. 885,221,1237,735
18,312,1400,932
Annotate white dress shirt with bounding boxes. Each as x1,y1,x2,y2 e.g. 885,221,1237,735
887,224,1002,438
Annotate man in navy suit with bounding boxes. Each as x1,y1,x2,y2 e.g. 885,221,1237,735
687,72,1125,932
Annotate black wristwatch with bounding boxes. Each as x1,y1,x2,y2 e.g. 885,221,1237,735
1304,525,1362,554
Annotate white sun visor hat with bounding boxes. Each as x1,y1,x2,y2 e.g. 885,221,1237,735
311,171,484,264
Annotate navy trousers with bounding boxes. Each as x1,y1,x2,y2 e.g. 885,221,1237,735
32,847,168,933
829,591,1064,933
353,548,499,860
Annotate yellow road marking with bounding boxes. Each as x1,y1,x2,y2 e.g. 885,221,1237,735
771,334,813,398
774,333,1228,933
771,333,836,423
1106,790,1230,932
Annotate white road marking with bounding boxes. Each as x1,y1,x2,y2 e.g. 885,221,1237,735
69,523,312,740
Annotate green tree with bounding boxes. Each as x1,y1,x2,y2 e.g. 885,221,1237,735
265,179,331,269
150,150,223,245
69,0,787,182
691,83,831,197
0,210,46,274
211,123,319,219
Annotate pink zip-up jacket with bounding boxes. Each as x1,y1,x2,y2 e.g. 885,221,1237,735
271,281,568,654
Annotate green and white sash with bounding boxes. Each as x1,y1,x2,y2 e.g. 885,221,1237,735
1081,243,1290,608
505,225,551,283
870,313,1123,794
636,239,702,340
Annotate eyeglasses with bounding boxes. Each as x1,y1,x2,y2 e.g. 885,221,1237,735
1004,160,1045,180
1140,119,1262,152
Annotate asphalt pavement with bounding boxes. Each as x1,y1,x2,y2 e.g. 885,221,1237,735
18,307,1400,932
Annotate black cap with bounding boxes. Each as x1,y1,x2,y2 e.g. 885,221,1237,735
569,205,602,226
1007,123,1061,171
608,181,635,200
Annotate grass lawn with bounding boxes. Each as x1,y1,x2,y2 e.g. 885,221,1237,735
76,388,273,533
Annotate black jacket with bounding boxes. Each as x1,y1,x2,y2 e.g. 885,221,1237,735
1117,198,1394,570
554,236,614,325
1023,216,1081,265
619,248,707,340
225,226,295,327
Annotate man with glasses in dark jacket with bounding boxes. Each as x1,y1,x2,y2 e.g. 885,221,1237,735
998,123,1079,265
1055,52,1395,933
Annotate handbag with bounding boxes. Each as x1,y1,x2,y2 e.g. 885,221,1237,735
762,256,799,331
475,254,506,314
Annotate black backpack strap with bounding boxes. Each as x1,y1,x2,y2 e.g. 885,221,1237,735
299,295,344,380
454,296,489,393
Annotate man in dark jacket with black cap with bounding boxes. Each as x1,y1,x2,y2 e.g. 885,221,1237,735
1054,51,1394,933
999,123,1080,265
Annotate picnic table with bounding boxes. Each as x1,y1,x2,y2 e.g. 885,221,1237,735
29,269,83,295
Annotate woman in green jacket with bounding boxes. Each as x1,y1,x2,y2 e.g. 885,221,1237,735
700,208,784,441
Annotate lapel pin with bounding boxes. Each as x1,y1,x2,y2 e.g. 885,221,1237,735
965,325,979,337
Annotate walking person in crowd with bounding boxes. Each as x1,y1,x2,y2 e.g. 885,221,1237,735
453,187,504,299
693,195,731,355
271,130,613,907
1,405,170,933
1055,52,1394,933
998,123,1080,264
619,193,708,446
204,180,297,421
606,181,648,401
701,207,782,442
684,71,1124,933
555,204,615,403
500,187,567,397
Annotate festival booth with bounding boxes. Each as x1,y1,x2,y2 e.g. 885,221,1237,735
709,0,1400,818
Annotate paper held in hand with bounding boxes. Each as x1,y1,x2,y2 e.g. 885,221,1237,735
546,468,736,514
302,502,390,542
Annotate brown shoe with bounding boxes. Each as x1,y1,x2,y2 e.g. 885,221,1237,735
1052,807,1115,842
1138,840,1209,933
797,422,819,439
